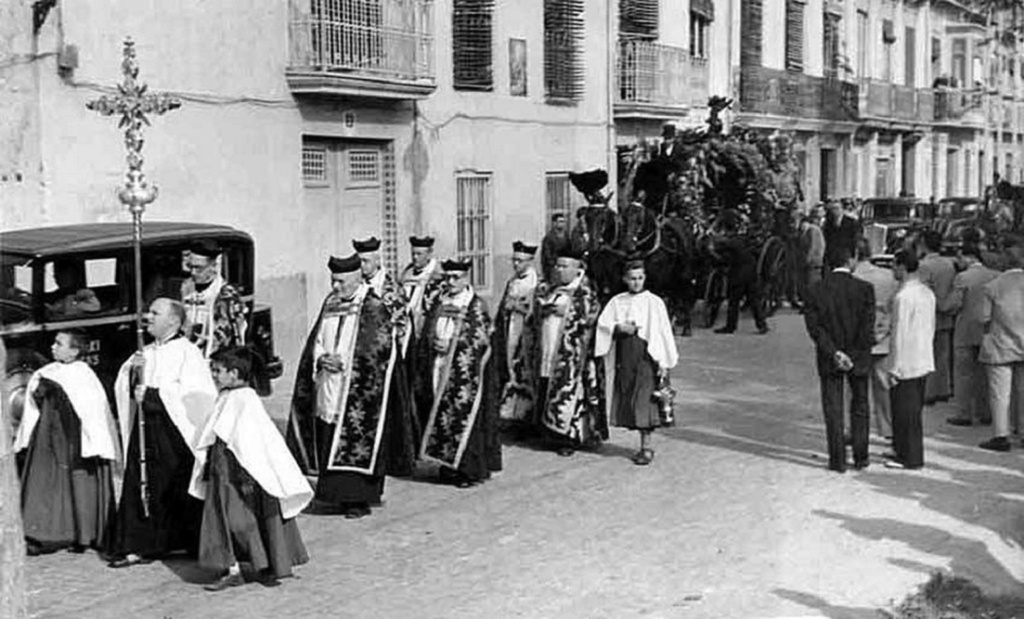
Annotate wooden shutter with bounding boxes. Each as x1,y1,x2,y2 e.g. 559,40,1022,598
785,0,805,73
453,0,494,91
619,0,658,38
544,0,585,102
741,0,763,67
823,13,840,78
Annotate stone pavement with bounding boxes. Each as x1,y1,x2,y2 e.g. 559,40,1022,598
23,312,1024,618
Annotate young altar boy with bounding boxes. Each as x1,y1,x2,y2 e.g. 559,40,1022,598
190,347,313,591
15,329,120,555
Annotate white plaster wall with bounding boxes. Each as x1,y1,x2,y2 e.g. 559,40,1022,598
660,0,689,49
418,0,611,299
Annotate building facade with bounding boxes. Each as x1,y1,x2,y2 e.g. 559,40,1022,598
1,0,612,386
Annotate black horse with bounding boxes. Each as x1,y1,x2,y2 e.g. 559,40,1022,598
575,203,699,335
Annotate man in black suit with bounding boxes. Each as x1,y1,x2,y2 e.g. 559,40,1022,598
804,246,876,472
822,201,862,270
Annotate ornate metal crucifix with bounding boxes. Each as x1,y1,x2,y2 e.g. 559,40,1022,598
87,37,180,519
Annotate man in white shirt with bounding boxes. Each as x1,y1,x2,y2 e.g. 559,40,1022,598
977,237,1024,452
885,250,936,470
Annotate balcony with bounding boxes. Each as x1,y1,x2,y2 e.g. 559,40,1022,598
287,0,436,99
934,88,985,126
858,80,930,123
614,39,709,118
738,65,858,122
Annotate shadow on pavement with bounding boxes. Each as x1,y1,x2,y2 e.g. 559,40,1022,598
667,426,826,470
772,588,885,619
814,509,1024,595
161,556,212,584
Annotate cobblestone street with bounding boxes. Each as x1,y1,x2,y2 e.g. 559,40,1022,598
24,312,1024,618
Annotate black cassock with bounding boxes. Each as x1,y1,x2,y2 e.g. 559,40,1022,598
107,388,203,558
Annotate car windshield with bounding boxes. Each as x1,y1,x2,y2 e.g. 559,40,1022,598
938,200,980,218
868,202,913,220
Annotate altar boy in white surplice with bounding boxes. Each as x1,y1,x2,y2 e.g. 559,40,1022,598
595,260,678,466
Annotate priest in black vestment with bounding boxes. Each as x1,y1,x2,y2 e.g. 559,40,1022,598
414,259,501,487
287,254,413,519
107,298,217,568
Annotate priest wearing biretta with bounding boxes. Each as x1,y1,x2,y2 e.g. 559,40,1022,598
285,254,413,519
414,258,501,487
494,241,540,436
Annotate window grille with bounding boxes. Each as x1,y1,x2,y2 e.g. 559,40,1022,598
545,172,575,225
456,174,492,290
382,143,398,275
453,0,494,90
544,0,585,103
740,0,762,67
302,144,329,185
822,13,840,78
784,0,805,73
690,12,710,59
349,150,380,183
619,0,658,38
310,0,383,71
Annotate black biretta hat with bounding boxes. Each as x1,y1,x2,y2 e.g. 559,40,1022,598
328,253,362,273
441,258,472,272
512,241,538,255
352,237,382,253
189,239,222,259
409,236,435,248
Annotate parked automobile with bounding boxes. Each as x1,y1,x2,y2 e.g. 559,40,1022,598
1,222,283,435
860,197,929,267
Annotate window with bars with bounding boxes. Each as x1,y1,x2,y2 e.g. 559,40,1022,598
453,0,494,90
619,0,658,38
310,0,384,70
784,0,805,73
545,172,575,227
856,11,868,78
822,13,840,78
302,144,329,186
904,27,916,86
456,174,492,290
348,150,380,183
690,12,710,59
544,0,585,103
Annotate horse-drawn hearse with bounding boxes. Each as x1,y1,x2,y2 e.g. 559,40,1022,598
564,97,801,334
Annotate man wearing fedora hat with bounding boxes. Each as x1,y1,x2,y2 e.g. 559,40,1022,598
180,239,248,358
413,258,501,487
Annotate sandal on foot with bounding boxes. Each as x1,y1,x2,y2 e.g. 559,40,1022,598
632,449,654,466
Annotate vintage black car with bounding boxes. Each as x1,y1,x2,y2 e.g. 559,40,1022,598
1,222,282,433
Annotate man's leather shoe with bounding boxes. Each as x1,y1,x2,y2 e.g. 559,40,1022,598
556,446,575,457
756,325,770,335
827,465,846,474
713,327,735,334
946,417,973,426
107,554,150,569
853,460,869,470
979,436,1012,452
204,572,245,592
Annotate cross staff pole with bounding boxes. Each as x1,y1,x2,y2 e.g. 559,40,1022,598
87,37,180,519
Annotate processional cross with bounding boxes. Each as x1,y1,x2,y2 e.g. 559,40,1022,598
87,37,180,518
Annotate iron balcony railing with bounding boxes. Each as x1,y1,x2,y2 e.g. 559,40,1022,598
288,0,435,83
738,65,859,121
616,39,709,108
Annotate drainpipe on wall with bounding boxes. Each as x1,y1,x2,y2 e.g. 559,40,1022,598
607,0,618,211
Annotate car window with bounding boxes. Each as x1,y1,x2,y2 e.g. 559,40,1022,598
0,258,34,326
44,257,126,321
